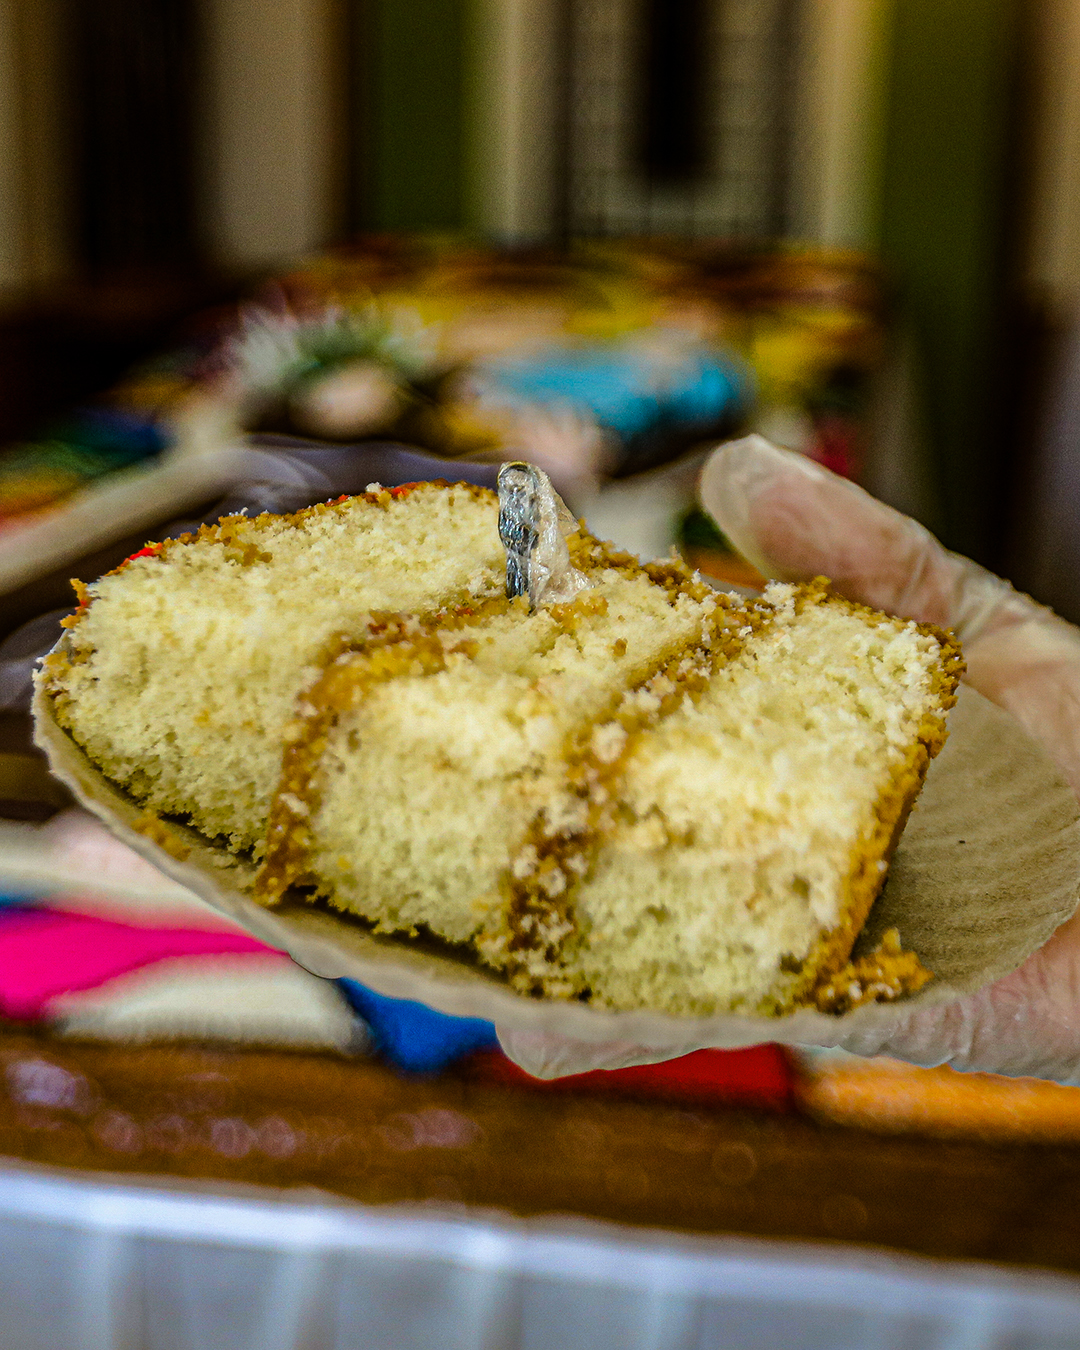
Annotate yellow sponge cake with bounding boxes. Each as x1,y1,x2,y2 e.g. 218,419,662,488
39,478,962,1016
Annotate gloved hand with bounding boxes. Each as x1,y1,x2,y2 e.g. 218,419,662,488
497,434,1080,1082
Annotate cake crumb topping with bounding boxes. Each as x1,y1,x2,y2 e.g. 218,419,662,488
813,927,932,1014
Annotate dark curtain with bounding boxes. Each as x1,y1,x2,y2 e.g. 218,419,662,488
69,0,199,272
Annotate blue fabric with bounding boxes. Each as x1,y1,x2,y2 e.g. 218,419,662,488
64,406,169,459
337,980,499,1074
0,894,34,911
480,345,751,441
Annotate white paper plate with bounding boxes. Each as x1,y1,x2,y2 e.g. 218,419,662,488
34,681,1080,1049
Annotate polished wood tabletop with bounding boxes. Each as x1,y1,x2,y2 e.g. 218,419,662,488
2,1025,1080,1277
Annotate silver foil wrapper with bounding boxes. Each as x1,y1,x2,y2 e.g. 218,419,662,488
497,462,591,609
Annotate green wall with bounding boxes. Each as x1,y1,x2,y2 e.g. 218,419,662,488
357,0,468,231
878,0,1023,563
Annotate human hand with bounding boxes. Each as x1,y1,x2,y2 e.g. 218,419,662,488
498,435,1080,1082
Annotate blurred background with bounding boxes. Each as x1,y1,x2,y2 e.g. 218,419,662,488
4,3,1080,1347
3,0,1080,579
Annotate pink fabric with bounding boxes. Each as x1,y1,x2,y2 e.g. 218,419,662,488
0,909,279,1020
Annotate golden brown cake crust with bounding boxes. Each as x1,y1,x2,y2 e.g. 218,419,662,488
56,479,498,634
764,581,965,1014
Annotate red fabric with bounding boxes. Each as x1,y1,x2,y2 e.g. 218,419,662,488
0,910,278,1020
464,1044,797,1112
809,414,862,480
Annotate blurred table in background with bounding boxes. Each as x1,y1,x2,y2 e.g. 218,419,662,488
0,238,900,607
5,1023,1080,1348
6,1157,1080,1350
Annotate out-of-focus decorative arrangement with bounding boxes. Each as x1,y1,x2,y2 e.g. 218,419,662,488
0,237,886,596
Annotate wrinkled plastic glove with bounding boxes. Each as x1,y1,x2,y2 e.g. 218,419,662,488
497,434,1080,1083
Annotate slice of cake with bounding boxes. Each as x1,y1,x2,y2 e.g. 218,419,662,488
38,479,962,1016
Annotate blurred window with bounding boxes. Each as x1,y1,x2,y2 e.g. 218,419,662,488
565,0,796,237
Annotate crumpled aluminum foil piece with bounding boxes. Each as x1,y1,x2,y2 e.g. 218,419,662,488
497,462,592,609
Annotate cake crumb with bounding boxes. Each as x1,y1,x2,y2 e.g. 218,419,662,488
813,928,932,1014
131,812,191,862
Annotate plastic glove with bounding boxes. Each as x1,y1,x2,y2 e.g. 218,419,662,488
498,434,1080,1083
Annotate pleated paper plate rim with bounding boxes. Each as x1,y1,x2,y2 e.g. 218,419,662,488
33,676,1080,1050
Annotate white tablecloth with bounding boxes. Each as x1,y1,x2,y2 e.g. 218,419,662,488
1,1163,1079,1349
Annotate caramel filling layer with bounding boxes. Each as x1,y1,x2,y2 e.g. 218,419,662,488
254,596,513,905
485,591,774,996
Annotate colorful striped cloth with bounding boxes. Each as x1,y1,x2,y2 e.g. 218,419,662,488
0,885,795,1106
